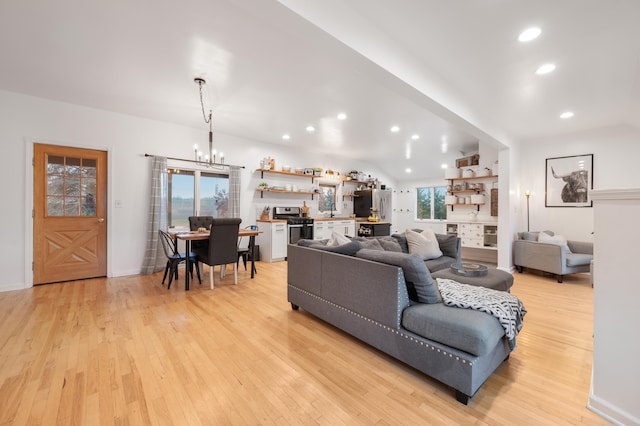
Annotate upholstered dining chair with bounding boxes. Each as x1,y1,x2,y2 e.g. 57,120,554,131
159,229,201,289
189,215,214,251
193,218,242,289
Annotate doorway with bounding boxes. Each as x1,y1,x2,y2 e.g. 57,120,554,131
33,144,108,284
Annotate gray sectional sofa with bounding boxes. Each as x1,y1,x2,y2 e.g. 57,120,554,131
287,233,519,404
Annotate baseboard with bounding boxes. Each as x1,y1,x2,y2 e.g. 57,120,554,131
588,393,640,425
0,282,30,292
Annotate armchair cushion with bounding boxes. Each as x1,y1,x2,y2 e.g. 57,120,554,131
566,253,593,267
538,231,571,252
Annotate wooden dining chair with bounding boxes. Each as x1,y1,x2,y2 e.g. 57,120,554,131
192,218,242,289
158,229,201,289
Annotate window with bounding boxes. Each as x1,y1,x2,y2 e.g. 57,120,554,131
318,183,337,213
168,168,229,227
416,186,447,220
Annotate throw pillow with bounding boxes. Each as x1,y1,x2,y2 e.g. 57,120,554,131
538,231,572,252
405,229,443,260
434,233,458,258
391,233,409,253
307,241,362,256
376,236,403,252
357,238,384,251
327,231,351,246
356,249,441,303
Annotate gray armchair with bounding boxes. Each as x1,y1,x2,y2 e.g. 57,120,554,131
513,231,593,283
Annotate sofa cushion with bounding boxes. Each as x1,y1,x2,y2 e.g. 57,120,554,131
566,252,593,267
520,232,538,241
425,256,457,273
402,303,505,356
376,236,403,252
356,249,441,304
435,233,458,259
304,241,362,256
391,233,409,253
353,237,384,251
405,229,443,260
297,238,327,246
539,231,572,253
328,231,351,246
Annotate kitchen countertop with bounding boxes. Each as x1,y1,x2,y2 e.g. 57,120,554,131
313,217,356,221
256,219,287,223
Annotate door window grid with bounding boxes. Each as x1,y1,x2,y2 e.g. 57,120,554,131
46,155,97,216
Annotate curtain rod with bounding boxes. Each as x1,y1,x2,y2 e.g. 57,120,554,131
144,153,245,169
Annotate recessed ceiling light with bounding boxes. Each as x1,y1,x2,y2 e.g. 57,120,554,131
405,168,412,173
518,27,541,42
560,111,574,119
390,126,400,133
536,63,556,75
306,125,315,132
282,134,290,140
337,113,347,120
411,134,420,140
441,164,448,169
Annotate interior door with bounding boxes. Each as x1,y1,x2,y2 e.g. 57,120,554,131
33,144,107,284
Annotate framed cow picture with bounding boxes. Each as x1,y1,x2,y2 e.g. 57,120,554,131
545,154,593,207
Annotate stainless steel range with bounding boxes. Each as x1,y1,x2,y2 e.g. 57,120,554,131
273,207,314,244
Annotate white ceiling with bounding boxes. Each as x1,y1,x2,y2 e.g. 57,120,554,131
1,0,639,180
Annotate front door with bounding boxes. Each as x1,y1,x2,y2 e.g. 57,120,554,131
33,144,107,284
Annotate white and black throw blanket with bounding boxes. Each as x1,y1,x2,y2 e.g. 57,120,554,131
436,278,527,350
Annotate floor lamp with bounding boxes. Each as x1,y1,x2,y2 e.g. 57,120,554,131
525,190,531,232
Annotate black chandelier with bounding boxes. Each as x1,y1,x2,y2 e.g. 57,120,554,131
194,77,224,166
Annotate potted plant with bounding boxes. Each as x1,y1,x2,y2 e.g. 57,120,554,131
258,182,269,190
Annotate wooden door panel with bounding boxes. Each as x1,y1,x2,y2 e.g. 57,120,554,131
34,144,107,284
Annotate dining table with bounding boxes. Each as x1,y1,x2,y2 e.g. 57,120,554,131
172,228,260,291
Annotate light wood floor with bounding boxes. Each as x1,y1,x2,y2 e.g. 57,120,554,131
0,262,609,425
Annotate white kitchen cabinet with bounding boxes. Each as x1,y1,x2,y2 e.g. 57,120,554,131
447,222,498,250
314,221,326,240
336,220,356,237
256,221,288,262
459,223,484,248
314,219,355,239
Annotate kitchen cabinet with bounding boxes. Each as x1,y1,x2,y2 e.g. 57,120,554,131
314,219,355,239
256,221,287,262
446,222,498,250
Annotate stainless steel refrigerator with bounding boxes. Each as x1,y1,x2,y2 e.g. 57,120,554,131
354,189,392,223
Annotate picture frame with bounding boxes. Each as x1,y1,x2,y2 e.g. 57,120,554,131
545,154,593,207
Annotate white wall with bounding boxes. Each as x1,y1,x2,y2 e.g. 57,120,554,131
589,189,640,425
516,124,640,241
0,90,394,291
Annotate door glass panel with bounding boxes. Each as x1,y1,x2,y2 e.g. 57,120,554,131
82,159,96,177
65,197,80,216
47,196,64,216
47,175,64,195
66,157,82,176
66,177,81,196
46,154,98,217
47,156,65,174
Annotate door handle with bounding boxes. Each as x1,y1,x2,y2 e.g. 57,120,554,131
97,218,105,223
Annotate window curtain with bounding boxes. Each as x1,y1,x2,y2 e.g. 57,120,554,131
229,166,242,218
141,156,168,274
